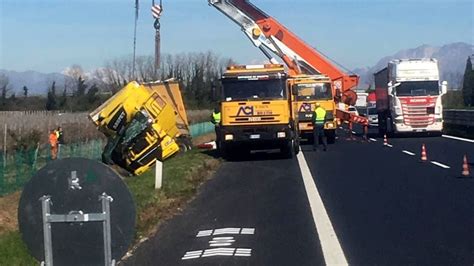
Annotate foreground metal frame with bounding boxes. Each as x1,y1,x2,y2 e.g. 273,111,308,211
39,193,115,266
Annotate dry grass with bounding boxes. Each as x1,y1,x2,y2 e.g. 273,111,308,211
0,191,20,234
0,111,102,151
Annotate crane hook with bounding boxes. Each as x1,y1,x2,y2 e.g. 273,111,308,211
154,19,161,30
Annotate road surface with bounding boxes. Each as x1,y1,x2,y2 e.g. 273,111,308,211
123,128,474,265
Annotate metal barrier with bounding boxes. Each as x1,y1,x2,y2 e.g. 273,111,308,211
444,109,474,127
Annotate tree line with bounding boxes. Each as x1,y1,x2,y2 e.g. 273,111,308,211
0,51,235,112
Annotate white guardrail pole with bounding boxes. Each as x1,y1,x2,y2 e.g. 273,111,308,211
155,160,163,189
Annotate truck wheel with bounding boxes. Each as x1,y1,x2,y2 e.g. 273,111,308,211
281,140,295,159
293,138,300,155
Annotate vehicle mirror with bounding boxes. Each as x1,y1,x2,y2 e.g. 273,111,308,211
441,81,448,94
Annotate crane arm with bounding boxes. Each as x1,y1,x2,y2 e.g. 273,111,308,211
209,0,359,94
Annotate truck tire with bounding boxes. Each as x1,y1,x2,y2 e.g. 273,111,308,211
294,138,300,155
281,140,295,159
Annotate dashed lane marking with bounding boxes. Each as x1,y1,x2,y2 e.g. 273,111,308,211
351,131,357,134
442,135,474,143
430,161,451,169
385,144,393,148
297,150,348,265
369,138,377,142
402,150,415,156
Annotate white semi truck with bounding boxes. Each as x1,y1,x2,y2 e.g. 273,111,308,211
374,58,447,135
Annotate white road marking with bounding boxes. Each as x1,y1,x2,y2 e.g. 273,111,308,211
182,250,203,260
402,150,415,156
196,227,255,237
209,237,236,247
235,248,252,257
442,135,474,143
213,228,241,235
297,150,348,265
196,230,213,237
351,131,357,134
240,228,255,234
184,228,255,260
385,144,393,148
430,161,451,169
369,138,377,142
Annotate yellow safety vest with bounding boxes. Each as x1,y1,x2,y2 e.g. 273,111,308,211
314,107,326,125
212,112,221,124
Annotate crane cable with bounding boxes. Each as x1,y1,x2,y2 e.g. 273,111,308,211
152,0,163,76
132,0,139,80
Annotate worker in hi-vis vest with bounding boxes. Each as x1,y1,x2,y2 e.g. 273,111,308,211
312,103,327,151
211,107,222,148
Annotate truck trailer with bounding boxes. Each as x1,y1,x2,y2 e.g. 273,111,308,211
374,58,447,135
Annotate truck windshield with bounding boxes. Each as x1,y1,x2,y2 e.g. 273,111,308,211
222,79,287,101
395,81,439,96
296,83,332,100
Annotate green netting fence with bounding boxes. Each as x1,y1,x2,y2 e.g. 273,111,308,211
0,122,215,196
190,122,215,138
0,139,104,196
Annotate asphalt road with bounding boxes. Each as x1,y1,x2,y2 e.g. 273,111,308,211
124,128,474,265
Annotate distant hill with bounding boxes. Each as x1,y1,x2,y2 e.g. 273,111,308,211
1,42,472,95
353,42,473,90
0,69,69,96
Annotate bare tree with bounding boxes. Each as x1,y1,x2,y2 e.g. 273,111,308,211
0,74,11,105
63,64,85,95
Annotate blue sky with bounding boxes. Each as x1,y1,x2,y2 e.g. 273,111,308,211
0,0,473,73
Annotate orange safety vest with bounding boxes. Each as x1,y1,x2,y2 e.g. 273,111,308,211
49,133,58,146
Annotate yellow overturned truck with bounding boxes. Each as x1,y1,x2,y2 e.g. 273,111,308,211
89,80,191,175
218,64,300,158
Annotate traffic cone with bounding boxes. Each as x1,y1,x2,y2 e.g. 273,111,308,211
420,144,428,162
383,134,388,146
461,155,470,177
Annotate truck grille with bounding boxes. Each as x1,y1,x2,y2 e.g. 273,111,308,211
402,104,434,127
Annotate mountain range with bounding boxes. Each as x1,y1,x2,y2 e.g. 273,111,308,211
1,42,473,95
353,42,473,90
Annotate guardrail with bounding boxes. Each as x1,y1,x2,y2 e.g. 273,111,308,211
444,109,474,127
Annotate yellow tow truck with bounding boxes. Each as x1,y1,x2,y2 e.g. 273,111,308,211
218,64,299,158
290,75,338,143
89,80,191,175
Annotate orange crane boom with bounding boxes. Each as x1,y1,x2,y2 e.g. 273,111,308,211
209,0,359,103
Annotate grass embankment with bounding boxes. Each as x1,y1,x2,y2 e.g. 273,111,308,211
0,149,220,265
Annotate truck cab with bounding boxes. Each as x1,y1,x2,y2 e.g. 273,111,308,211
289,75,337,143
89,80,190,175
218,64,299,158
375,58,448,135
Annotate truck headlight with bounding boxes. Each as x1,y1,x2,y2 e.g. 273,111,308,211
395,106,402,115
277,132,286,138
225,134,234,141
